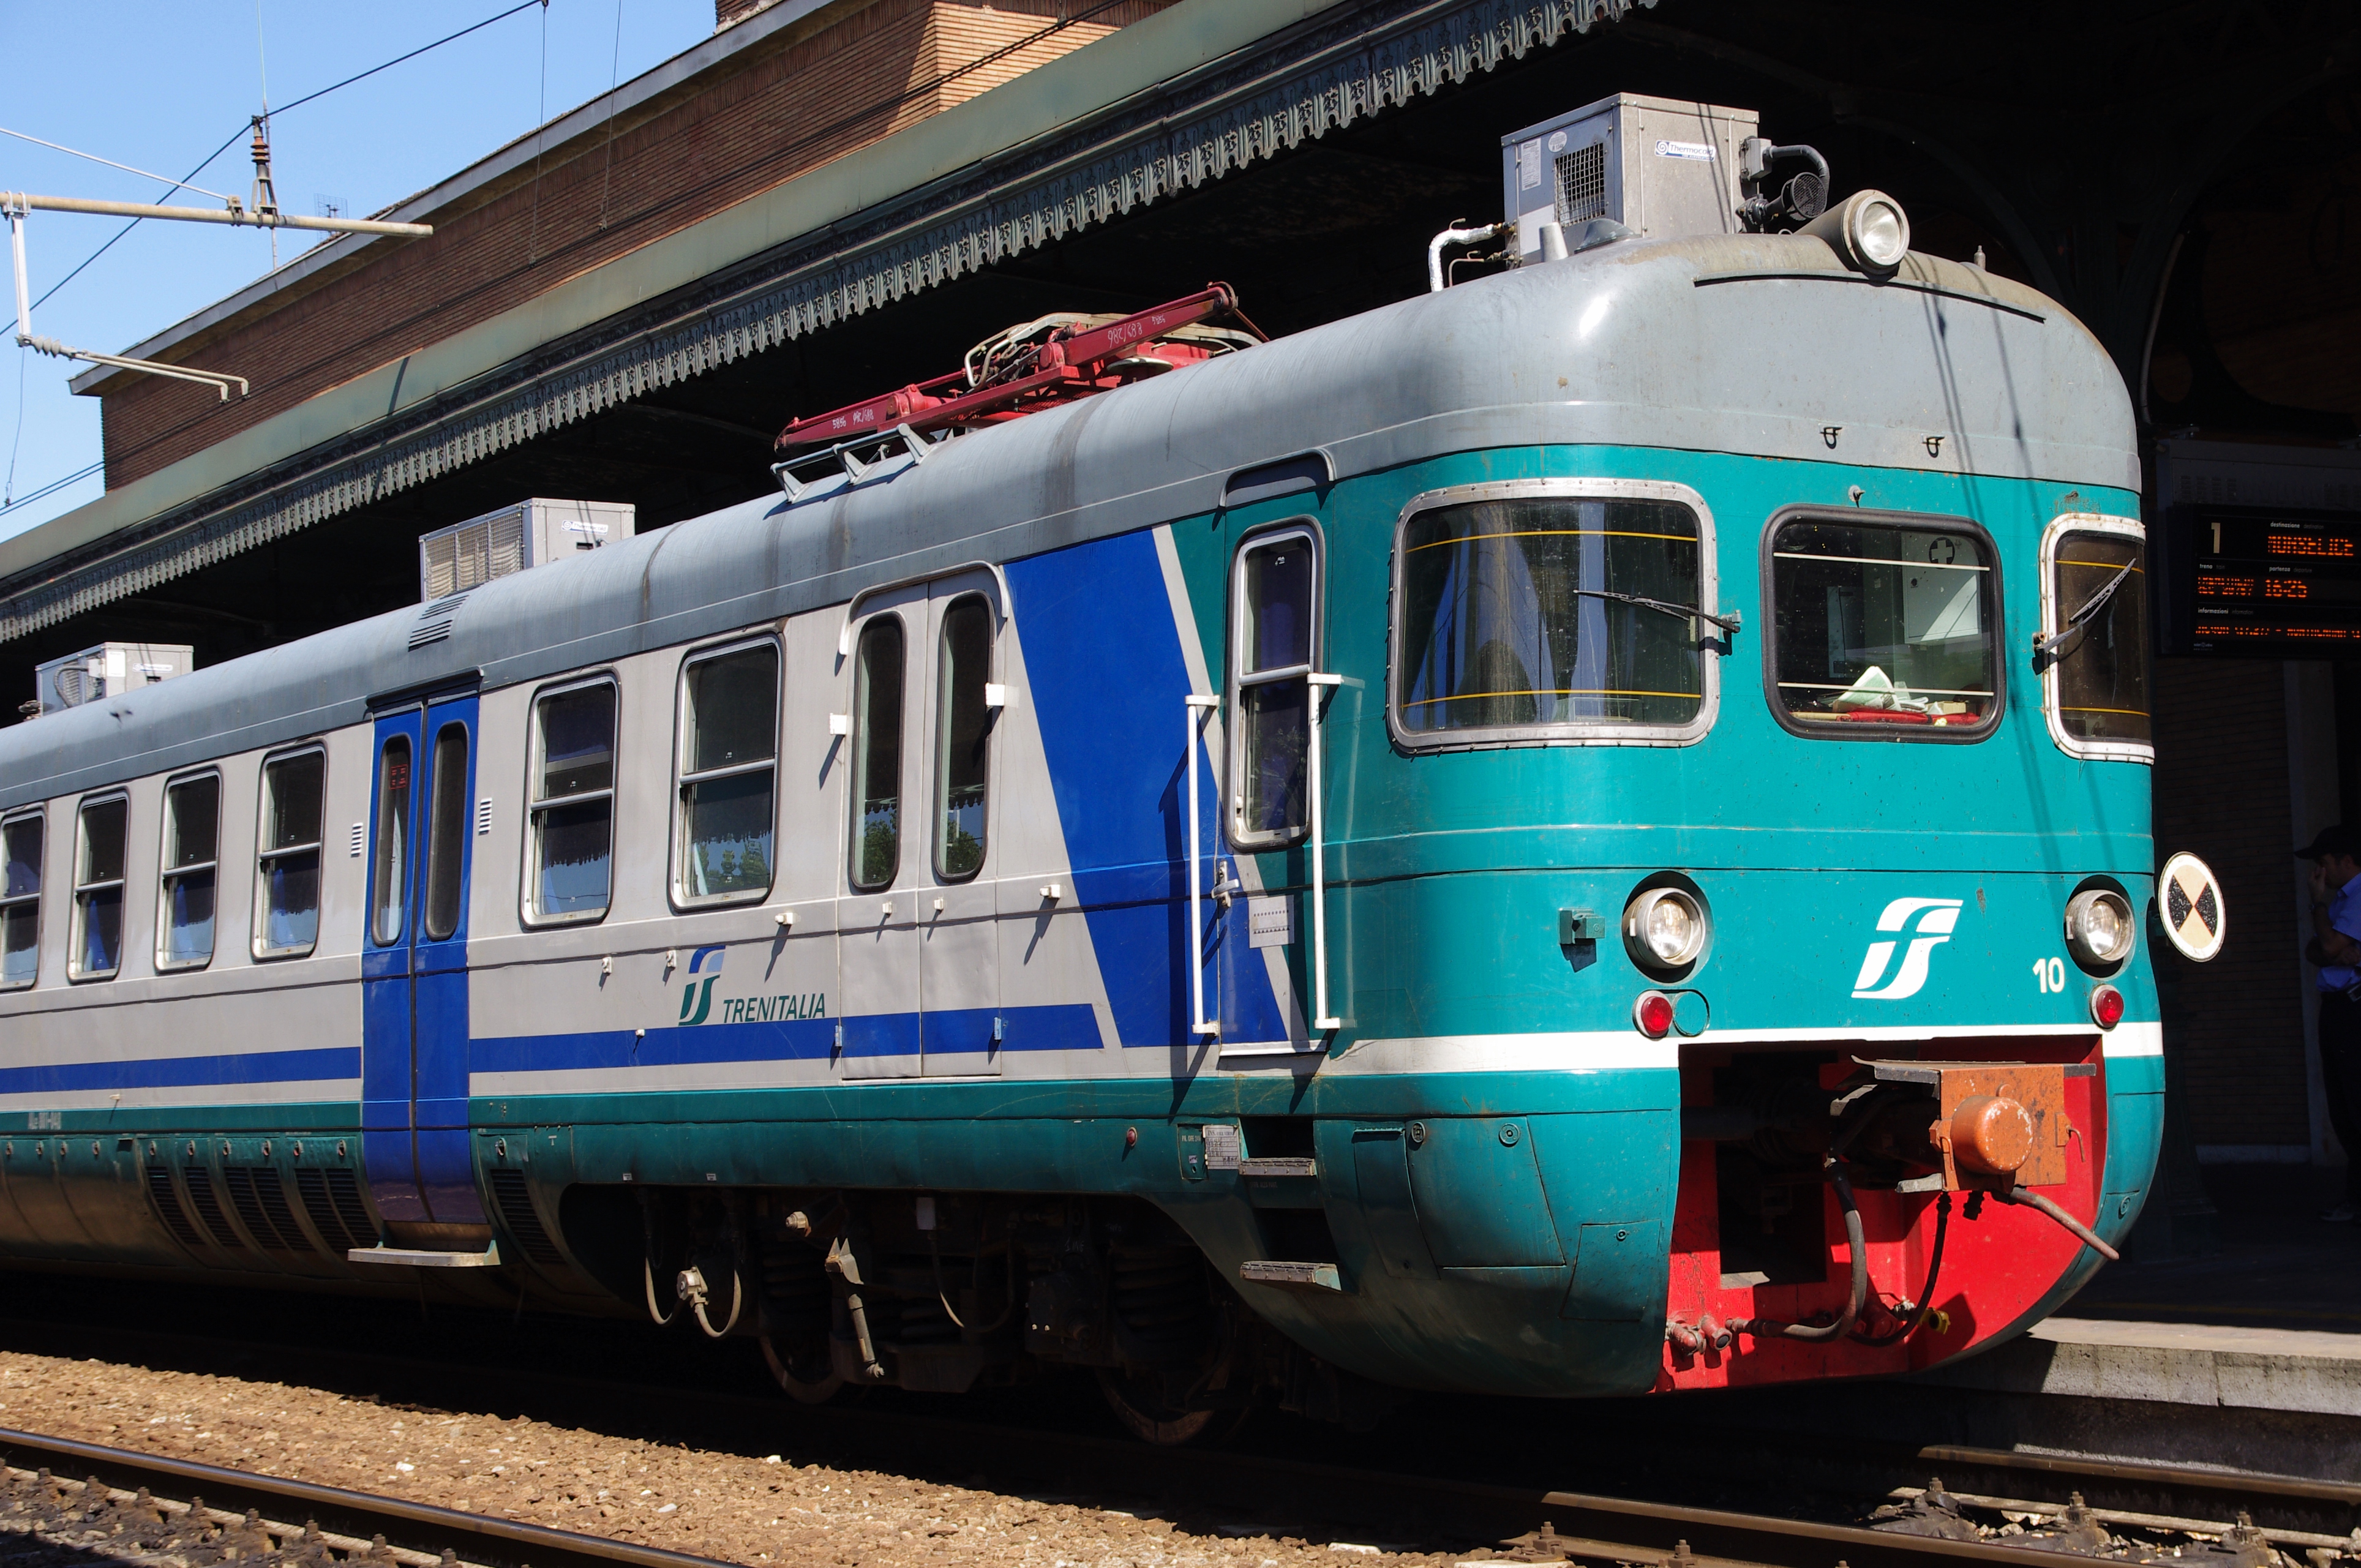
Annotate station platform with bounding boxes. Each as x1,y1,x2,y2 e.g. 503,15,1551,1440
1902,1163,2361,1476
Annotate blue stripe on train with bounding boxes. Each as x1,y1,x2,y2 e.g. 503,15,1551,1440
1003,528,1288,1046
469,1002,1100,1073
0,1046,359,1095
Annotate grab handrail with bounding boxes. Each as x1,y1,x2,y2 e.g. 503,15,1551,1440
1185,694,1222,1038
1307,672,1342,1033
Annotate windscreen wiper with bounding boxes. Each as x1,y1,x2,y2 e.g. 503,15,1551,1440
2033,557,2134,671
1571,588,1743,637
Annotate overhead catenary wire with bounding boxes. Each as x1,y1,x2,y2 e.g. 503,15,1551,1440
20,0,546,317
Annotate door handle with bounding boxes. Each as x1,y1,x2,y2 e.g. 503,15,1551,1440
1185,694,1221,1038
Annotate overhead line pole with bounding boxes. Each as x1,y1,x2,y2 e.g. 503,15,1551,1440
2,191,432,399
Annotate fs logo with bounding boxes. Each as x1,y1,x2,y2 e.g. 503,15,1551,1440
677,945,727,1024
1852,898,1964,1000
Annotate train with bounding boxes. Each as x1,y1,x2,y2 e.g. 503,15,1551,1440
0,96,2218,1442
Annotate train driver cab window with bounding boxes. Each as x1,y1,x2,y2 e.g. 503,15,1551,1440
1231,527,1318,847
935,599,991,880
158,773,220,969
256,748,326,958
69,794,128,981
2041,517,2151,760
0,812,40,989
1769,515,1999,738
675,641,778,906
528,680,618,923
1394,487,1711,747
849,617,905,891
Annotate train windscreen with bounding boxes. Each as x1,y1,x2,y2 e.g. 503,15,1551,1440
2049,530,2151,747
1396,495,1703,737
1770,517,1997,737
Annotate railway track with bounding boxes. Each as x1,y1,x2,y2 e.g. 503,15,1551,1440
0,1427,735,1568
0,1303,2352,1568
1,1420,2352,1568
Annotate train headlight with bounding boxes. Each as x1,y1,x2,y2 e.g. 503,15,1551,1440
1801,189,1911,277
1626,887,1708,970
2064,888,2136,970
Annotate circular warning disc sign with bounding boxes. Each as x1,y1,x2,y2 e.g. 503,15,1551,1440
2159,852,2226,962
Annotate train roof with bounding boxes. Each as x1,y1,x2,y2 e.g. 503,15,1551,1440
0,232,2134,808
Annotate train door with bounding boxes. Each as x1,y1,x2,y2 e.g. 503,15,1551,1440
1218,523,1333,1045
839,588,926,1078
920,575,1002,1076
361,691,489,1232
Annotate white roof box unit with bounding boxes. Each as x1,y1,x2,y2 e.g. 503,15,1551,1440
418,498,636,602
31,641,193,718
1501,93,1757,261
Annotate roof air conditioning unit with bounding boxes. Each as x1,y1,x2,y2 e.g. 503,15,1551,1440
1501,93,1757,263
31,641,194,718
418,498,636,602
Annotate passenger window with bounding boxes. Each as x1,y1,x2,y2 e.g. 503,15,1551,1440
0,812,40,989
1395,494,1707,741
676,642,778,905
423,724,469,942
936,599,991,880
1231,529,1316,847
528,681,617,923
69,795,128,981
257,749,325,957
849,618,906,891
2044,523,2150,753
1769,516,1998,737
159,773,220,970
370,737,411,946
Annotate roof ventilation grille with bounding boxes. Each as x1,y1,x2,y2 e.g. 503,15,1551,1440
416,498,636,603
410,591,472,650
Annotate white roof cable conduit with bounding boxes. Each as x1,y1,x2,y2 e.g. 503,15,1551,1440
1427,221,1506,292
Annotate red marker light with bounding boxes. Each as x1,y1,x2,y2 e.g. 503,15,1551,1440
1634,991,1676,1038
2089,983,2125,1029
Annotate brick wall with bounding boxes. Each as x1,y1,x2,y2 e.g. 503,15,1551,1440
98,0,1166,490
2150,656,2314,1149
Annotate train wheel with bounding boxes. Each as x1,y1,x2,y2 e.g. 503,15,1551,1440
760,1332,850,1405
1095,1367,1249,1446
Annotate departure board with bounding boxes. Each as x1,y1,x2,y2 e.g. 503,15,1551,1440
2177,509,2361,656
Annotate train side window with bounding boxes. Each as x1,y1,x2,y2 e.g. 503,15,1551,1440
527,679,617,923
2040,516,2151,762
68,794,128,981
675,641,778,906
0,811,40,989
256,748,326,958
1766,512,2000,741
157,772,220,970
423,723,470,942
370,737,412,946
1230,526,1318,848
935,598,991,880
1393,485,1714,748
849,616,906,891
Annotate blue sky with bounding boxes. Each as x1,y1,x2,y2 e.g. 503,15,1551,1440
1,0,714,542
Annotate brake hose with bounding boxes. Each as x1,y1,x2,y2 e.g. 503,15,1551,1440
1852,1191,1951,1347
1729,1157,1868,1342
1993,1184,2122,1262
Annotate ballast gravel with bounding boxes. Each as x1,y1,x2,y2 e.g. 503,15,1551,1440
0,1351,1495,1568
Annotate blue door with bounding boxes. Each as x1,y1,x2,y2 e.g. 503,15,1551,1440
361,692,486,1231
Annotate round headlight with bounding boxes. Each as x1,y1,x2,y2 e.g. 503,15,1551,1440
1855,197,1909,267
1802,189,1912,277
2064,888,2136,969
1625,887,1708,970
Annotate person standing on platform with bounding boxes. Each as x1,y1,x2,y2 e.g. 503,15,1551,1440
2299,825,2361,1223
